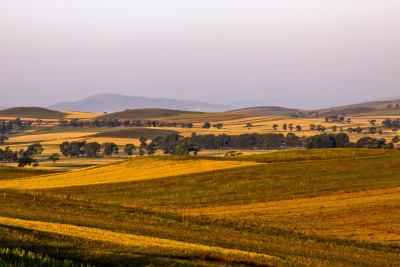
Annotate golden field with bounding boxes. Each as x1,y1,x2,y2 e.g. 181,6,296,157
0,157,260,189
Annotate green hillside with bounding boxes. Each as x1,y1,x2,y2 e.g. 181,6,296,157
0,107,66,119
1,149,399,266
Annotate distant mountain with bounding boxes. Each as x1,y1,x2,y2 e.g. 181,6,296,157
229,106,299,116
0,107,8,111
47,93,232,113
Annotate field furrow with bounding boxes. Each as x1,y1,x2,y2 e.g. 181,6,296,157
0,216,279,265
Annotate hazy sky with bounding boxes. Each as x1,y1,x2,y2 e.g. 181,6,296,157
1,1,399,108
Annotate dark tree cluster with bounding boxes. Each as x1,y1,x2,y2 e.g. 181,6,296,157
58,118,194,129
58,141,122,158
0,142,43,167
149,132,304,152
381,118,400,128
305,133,351,149
324,115,345,123
1,118,32,135
286,111,319,118
305,133,394,149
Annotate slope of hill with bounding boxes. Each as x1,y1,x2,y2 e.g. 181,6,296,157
97,108,251,122
230,98,400,117
1,150,399,266
0,107,66,119
317,98,400,116
229,106,299,116
47,93,232,113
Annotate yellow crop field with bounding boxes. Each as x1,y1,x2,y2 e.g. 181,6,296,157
1,157,260,189
60,110,101,119
184,186,400,244
0,216,279,264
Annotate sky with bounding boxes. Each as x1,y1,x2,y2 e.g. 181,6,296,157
1,0,399,109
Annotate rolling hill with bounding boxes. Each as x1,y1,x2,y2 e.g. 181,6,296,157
229,106,299,116
1,149,400,266
231,98,400,117
316,98,400,116
0,107,66,119
47,93,232,113
97,108,251,122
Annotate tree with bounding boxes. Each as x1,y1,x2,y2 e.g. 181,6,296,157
288,123,294,131
309,124,317,131
17,156,34,167
146,142,157,155
103,142,118,157
86,142,101,158
26,142,44,157
48,153,60,164
225,151,242,157
59,141,70,157
139,137,147,156
247,123,253,128
282,124,287,131
392,135,399,144
369,127,377,134
0,135,8,145
295,125,302,131
272,124,278,130
124,144,136,158
202,122,211,129
37,118,43,126
213,123,223,129
331,125,337,132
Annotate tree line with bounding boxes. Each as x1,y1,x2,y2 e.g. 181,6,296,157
0,142,43,167
305,133,399,149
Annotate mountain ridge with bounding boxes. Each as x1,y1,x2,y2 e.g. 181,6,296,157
47,93,232,113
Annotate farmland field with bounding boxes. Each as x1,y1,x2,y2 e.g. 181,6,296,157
1,149,399,266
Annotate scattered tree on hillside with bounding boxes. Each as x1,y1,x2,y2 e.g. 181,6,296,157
139,137,147,156
202,122,211,129
369,127,377,134
26,142,44,157
282,124,287,131
86,142,101,158
48,153,60,164
225,151,242,157
213,123,223,129
272,124,278,130
146,142,157,155
124,144,136,158
0,135,8,145
17,156,34,167
103,142,118,157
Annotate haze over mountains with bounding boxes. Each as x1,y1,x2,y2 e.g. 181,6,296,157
47,93,232,113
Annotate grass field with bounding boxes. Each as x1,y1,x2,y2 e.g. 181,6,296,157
1,149,400,266
90,127,178,139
